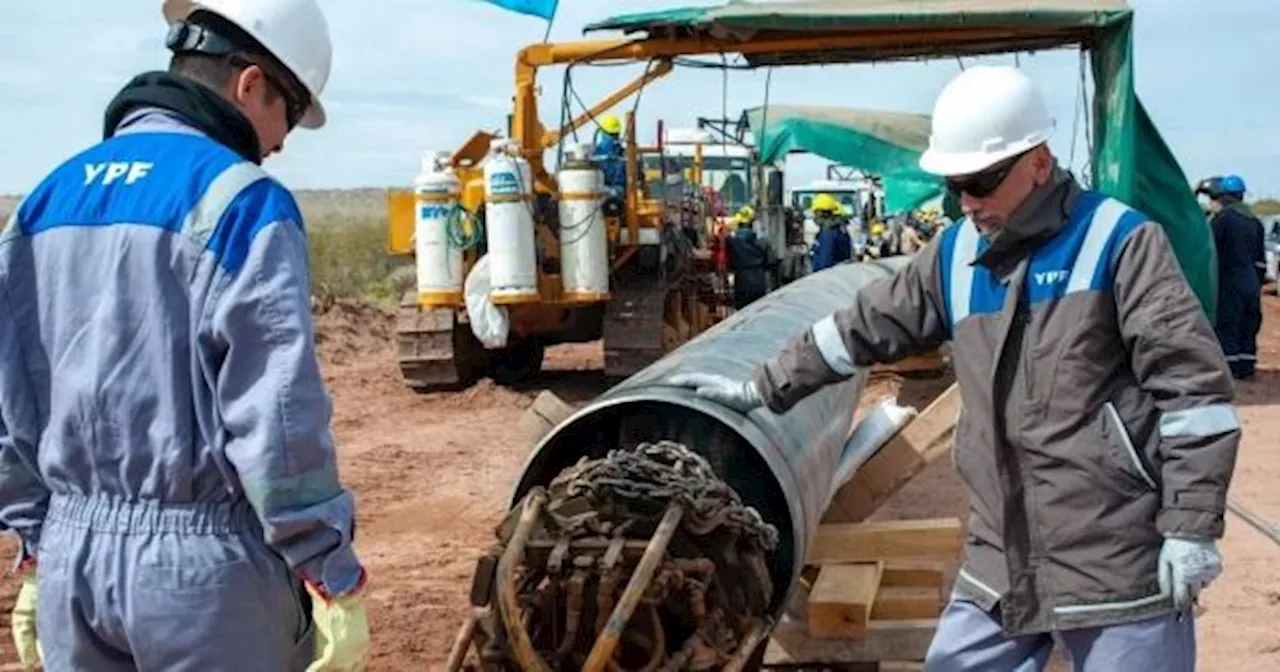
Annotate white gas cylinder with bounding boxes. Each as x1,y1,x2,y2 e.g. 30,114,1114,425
557,144,610,301
414,150,463,307
483,140,539,304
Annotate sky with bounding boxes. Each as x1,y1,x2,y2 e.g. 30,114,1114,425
1,0,1277,198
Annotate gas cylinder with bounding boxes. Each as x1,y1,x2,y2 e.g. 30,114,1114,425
556,144,610,302
483,140,539,304
414,150,463,307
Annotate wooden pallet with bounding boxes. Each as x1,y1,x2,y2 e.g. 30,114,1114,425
763,519,962,669
764,383,964,670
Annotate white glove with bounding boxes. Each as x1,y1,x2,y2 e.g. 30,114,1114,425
1158,537,1223,610
667,373,764,414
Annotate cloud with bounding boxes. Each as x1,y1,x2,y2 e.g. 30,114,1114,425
1,0,1277,197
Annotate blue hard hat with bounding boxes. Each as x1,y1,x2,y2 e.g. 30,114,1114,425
1220,174,1246,195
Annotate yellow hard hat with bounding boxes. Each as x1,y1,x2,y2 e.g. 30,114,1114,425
599,114,622,135
736,205,755,221
812,193,841,214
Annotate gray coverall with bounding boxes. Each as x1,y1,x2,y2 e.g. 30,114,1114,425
0,109,361,669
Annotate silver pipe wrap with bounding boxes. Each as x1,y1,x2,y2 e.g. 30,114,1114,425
511,257,912,616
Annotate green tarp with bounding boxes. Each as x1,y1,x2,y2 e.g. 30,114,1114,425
586,0,1217,320
744,104,944,214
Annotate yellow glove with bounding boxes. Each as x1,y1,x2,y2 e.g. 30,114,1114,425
306,581,370,672
11,575,43,669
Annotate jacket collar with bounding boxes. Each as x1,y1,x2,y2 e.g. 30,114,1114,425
974,165,1082,272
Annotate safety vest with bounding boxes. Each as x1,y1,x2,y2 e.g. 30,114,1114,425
938,191,1149,329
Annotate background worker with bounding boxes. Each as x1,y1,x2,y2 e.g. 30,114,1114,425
2,0,368,669
1197,174,1266,379
727,206,776,309
593,113,627,198
810,193,853,271
672,65,1238,671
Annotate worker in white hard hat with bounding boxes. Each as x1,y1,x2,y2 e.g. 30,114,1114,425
1,1,369,669
672,65,1238,670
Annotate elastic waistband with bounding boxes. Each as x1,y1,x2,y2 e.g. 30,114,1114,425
47,493,257,535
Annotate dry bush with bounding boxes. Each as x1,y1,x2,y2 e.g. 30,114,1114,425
300,189,413,308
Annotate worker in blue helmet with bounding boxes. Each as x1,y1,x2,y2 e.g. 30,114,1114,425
1197,174,1266,378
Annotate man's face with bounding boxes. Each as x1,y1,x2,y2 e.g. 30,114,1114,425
949,145,1052,234
227,62,305,160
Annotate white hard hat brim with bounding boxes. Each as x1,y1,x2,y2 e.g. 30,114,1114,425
299,100,325,129
919,136,1049,178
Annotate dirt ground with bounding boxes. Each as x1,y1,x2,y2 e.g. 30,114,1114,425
1,296,1279,670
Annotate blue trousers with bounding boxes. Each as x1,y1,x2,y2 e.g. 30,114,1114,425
36,493,315,671
924,599,1195,672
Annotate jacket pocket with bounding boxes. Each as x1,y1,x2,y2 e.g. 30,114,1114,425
1100,402,1158,491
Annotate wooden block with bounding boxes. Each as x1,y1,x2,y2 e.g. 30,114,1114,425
807,562,884,639
516,390,575,445
765,618,939,664
882,560,946,590
871,587,942,621
824,383,963,523
808,518,963,565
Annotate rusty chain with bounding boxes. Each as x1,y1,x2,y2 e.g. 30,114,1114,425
547,440,779,552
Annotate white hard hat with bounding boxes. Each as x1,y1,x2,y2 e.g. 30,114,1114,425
163,0,333,129
918,65,1054,177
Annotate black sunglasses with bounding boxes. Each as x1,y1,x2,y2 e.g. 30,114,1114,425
945,151,1027,199
228,55,307,129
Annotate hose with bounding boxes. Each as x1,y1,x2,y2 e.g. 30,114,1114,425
445,206,485,251
1228,497,1280,548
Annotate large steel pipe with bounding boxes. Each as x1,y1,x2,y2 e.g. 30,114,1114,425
511,257,912,617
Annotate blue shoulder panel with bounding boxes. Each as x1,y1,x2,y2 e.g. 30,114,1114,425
206,177,304,274
1025,190,1106,306
938,221,961,327
1090,205,1148,292
17,133,245,237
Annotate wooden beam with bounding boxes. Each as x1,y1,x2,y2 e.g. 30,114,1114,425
807,563,884,639
881,561,946,590
517,390,575,445
807,519,963,565
871,587,942,621
765,618,939,665
823,383,962,523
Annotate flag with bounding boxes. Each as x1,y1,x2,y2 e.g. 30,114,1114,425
478,0,558,20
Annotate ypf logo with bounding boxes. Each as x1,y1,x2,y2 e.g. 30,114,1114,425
419,205,452,219
488,172,520,196
1034,270,1069,287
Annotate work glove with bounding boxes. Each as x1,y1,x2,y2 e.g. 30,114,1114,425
667,373,764,414
11,574,42,668
306,580,371,672
1158,537,1223,611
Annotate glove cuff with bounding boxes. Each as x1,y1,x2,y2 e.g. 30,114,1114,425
306,566,368,605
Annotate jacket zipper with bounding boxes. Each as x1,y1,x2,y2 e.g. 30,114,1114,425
1104,402,1157,489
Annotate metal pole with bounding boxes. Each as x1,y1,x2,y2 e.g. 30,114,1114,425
582,504,685,671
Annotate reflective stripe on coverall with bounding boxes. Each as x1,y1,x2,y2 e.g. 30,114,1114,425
0,110,360,669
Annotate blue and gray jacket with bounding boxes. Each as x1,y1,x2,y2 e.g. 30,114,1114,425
0,110,363,597
750,172,1239,634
